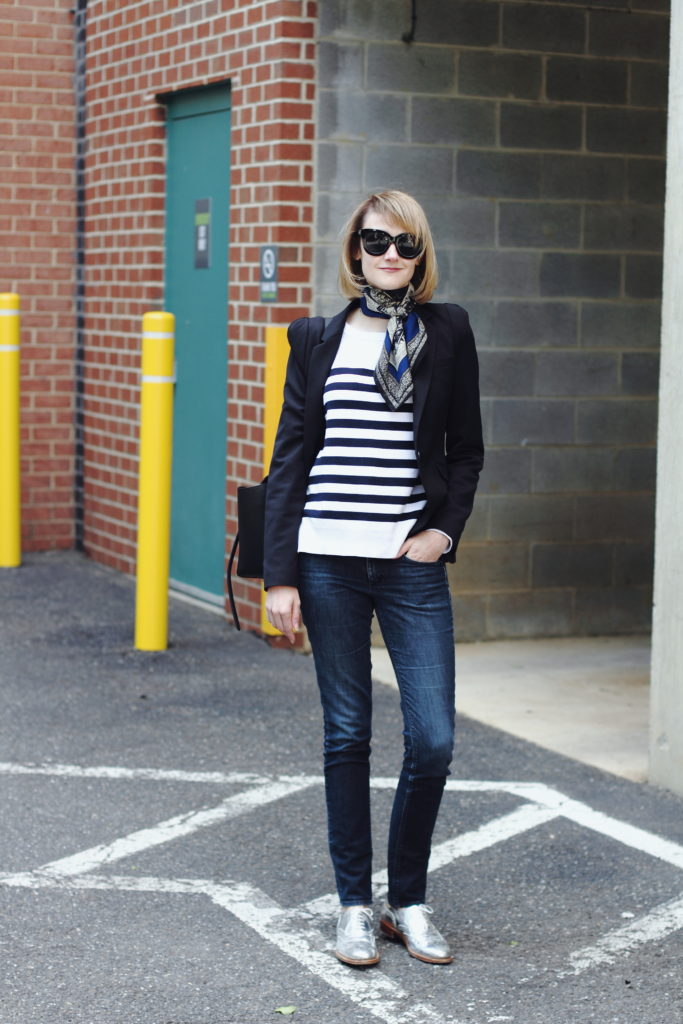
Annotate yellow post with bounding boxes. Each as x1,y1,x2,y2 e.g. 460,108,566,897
0,293,21,568
134,311,175,651
260,325,290,635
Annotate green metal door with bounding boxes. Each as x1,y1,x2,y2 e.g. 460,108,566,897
164,86,230,602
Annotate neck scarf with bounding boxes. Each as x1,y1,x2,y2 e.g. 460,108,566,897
361,285,427,410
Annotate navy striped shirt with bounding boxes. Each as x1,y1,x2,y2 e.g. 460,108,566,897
298,323,427,558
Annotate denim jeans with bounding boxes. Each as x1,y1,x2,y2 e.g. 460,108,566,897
298,552,455,908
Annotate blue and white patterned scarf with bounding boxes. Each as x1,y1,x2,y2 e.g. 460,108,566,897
361,285,427,410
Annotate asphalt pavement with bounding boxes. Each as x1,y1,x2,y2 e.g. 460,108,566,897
1,551,682,1024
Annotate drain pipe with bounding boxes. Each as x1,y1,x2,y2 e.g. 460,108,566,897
72,0,87,549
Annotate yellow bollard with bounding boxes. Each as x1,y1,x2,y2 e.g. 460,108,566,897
0,293,21,568
134,311,175,651
260,325,290,636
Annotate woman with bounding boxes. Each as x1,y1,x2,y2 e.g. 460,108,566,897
264,190,483,967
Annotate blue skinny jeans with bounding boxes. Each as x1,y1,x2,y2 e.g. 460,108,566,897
298,552,455,908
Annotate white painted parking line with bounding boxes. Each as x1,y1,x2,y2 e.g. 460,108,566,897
28,777,315,879
303,801,560,919
565,891,683,976
0,761,276,785
3,761,683,1020
0,869,453,1024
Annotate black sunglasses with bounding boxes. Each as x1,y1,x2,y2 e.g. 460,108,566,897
357,228,423,260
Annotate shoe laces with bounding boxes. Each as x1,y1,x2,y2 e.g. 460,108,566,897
342,906,373,936
402,903,434,933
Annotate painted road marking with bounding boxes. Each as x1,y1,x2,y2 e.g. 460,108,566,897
31,777,314,878
2,763,683,1023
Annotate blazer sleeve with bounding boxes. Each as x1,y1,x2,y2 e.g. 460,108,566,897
263,318,312,590
425,306,484,557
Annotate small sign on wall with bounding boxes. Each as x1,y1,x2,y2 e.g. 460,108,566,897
194,199,211,269
260,245,278,302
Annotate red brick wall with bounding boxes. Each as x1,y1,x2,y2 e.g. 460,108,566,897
0,0,76,550
82,0,317,628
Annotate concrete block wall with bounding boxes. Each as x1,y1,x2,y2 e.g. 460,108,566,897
315,0,668,639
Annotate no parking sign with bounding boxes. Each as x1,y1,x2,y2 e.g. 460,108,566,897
260,245,278,302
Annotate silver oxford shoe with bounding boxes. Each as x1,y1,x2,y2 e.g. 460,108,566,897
335,905,380,966
380,903,453,964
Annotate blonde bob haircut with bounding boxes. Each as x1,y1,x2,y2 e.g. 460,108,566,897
338,190,438,304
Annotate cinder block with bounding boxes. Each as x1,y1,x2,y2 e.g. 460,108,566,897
580,301,660,349
317,41,364,88
412,97,496,147
630,0,668,11
418,197,495,248
462,495,489,542
319,91,408,142
450,591,487,642
501,102,582,152
588,10,670,61
546,56,628,105
492,398,575,444
461,301,497,346
449,249,540,298
498,201,581,249
366,43,455,93
365,145,453,193
621,352,660,396
314,244,342,296
540,254,620,298
458,51,542,100
489,495,574,542
492,301,578,348
457,150,541,198
627,158,666,203
319,0,412,39
480,398,494,446
613,543,654,587
587,107,667,157
630,61,669,109
478,349,536,397
541,154,626,201
316,193,360,240
576,398,657,445
613,448,656,492
532,543,613,588
583,204,664,252
574,586,652,635
535,351,618,397
575,494,655,541
488,589,574,638
532,448,614,494
317,142,364,191
477,447,532,495
502,4,586,54
452,542,530,591
416,0,500,47
625,255,663,300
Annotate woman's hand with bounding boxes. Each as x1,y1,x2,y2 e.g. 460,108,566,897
397,530,450,562
265,585,301,644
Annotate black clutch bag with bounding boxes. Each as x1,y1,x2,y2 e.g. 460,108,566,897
227,477,267,630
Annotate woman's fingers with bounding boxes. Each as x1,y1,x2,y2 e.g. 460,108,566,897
265,586,301,644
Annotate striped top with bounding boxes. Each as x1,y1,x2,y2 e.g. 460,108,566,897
297,322,427,559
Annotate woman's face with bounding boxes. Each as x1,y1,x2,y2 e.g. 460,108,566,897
357,211,420,293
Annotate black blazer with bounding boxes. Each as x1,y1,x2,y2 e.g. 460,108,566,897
263,299,484,589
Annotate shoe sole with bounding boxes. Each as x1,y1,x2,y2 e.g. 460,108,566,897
379,919,453,964
335,950,381,967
